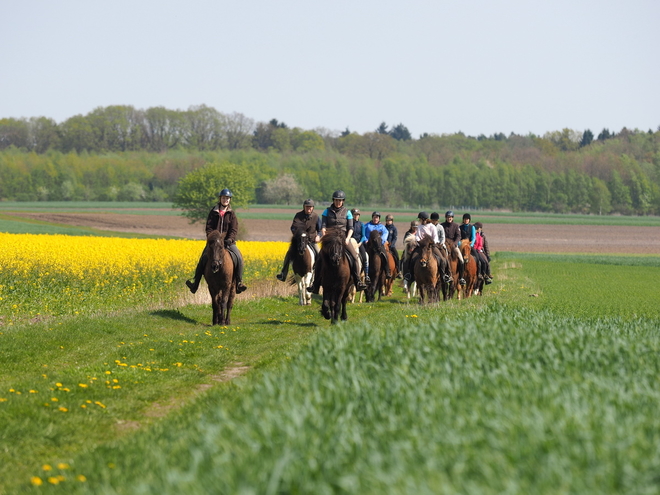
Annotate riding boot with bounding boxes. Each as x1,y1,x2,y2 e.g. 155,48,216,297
353,262,367,292
307,258,323,294
227,244,248,294
363,262,371,284
381,251,392,279
186,252,207,294
458,261,466,286
276,251,291,282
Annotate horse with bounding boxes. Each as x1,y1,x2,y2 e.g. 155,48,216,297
203,230,236,325
412,236,440,304
319,228,352,323
288,229,315,305
458,239,478,299
365,230,397,302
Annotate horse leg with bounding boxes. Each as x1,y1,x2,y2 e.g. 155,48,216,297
321,297,331,320
212,295,220,325
304,272,313,305
294,274,305,305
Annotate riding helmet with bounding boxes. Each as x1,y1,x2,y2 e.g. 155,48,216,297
303,199,315,207
445,210,454,217
386,214,394,221
372,211,381,218
430,212,440,220
418,211,429,220
332,190,346,200
474,222,483,229
218,188,233,198
463,213,471,221
351,208,360,215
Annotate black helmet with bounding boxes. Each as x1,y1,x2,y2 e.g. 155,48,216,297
372,211,381,218
385,214,393,221
474,222,483,229
351,208,360,215
430,212,440,220
445,210,454,217
218,188,233,198
303,199,315,207
418,211,429,220
332,190,346,200
463,213,471,221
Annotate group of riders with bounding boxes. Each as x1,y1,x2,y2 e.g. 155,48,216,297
185,188,493,296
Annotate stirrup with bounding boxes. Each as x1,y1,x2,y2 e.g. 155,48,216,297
443,274,452,283
276,272,285,281
459,278,466,286
356,282,367,292
364,275,371,284
236,282,248,294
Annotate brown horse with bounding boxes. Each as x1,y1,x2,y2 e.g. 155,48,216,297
458,239,477,299
289,229,315,305
365,230,397,302
412,237,440,304
203,230,236,325
319,228,352,323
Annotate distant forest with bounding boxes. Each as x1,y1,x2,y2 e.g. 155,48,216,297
1,104,659,215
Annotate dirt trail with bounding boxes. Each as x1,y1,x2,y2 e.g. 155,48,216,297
7,211,660,254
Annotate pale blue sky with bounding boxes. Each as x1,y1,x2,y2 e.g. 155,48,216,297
2,0,658,137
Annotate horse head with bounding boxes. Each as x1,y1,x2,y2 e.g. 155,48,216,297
418,236,433,267
206,230,227,273
460,239,471,260
293,229,309,256
322,228,346,266
367,229,382,254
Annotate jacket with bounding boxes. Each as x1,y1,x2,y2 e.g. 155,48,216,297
205,205,238,244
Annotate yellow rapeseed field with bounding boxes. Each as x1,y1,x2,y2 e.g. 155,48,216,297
0,233,288,323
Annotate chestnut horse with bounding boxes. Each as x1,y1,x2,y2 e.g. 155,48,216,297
289,229,315,305
319,228,352,323
203,230,236,325
365,230,397,302
458,239,478,299
413,236,440,304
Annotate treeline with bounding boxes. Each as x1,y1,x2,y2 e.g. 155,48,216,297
0,105,659,214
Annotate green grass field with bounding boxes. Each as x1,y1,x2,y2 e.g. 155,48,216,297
2,211,660,493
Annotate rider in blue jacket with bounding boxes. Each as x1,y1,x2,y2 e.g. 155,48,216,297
362,212,392,279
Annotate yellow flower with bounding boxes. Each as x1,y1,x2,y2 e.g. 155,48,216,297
42,464,52,471
58,407,68,412
76,474,87,482
31,476,43,486
78,383,88,388
57,463,70,469
48,476,60,484
29,389,38,394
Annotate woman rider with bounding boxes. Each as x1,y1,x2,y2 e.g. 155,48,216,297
185,188,248,294
307,190,368,294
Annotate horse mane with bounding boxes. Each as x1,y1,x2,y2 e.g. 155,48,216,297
403,235,418,254
321,227,346,246
207,230,227,243
417,236,434,250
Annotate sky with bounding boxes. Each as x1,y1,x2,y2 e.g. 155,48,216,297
2,0,658,138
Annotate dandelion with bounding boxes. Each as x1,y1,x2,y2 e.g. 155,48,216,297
48,476,60,484
42,464,52,471
78,383,88,388
58,406,68,412
57,463,70,469
76,474,87,482
31,476,43,486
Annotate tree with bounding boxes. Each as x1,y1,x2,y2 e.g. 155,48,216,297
597,128,612,141
224,112,254,150
172,162,254,223
389,123,411,141
580,129,594,148
589,177,611,215
376,122,389,134
260,174,303,205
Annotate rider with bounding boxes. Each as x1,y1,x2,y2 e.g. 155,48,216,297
459,213,481,277
441,210,466,285
351,208,370,284
276,198,321,282
185,188,248,295
362,211,392,279
307,190,368,294
384,214,401,278
404,212,449,284
474,222,493,284
429,212,446,251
